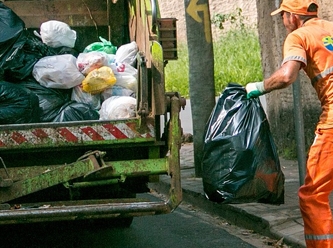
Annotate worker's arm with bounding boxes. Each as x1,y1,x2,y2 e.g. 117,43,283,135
246,60,302,98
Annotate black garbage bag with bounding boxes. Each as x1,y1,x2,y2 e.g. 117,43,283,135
53,46,79,57
0,2,25,58
0,81,40,124
20,78,71,122
2,30,57,82
202,83,284,204
0,2,24,40
0,3,56,81
53,101,99,122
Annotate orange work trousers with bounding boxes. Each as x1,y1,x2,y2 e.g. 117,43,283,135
299,128,333,248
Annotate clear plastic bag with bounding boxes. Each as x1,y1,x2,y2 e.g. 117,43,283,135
34,20,77,48
32,54,84,89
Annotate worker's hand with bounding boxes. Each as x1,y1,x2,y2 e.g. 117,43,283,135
245,81,265,99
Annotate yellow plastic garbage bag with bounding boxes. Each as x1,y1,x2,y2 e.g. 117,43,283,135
82,66,116,94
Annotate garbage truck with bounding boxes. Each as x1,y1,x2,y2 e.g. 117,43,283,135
0,0,184,226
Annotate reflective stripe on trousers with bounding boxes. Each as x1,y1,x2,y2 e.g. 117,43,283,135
305,234,333,240
299,128,333,248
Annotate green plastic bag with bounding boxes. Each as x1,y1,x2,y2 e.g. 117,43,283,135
84,36,117,54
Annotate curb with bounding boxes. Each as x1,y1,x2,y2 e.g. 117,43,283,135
150,178,305,248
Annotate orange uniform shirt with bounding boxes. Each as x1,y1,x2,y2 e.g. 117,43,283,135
282,18,333,128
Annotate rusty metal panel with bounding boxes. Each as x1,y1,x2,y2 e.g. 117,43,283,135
83,158,168,181
157,18,178,60
108,0,129,46
128,0,157,67
3,0,108,28
0,157,96,203
151,41,166,115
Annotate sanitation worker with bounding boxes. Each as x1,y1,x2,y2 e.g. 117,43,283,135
245,0,333,247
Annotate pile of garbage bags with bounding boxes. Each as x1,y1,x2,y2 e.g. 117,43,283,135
0,2,138,124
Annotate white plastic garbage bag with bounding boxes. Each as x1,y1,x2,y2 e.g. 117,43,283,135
113,74,137,92
110,62,137,76
99,96,136,120
114,41,138,66
101,85,135,101
34,20,77,48
76,51,109,75
109,62,138,92
32,54,84,89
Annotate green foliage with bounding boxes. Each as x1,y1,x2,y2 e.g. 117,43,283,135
165,7,263,97
213,30,263,95
164,44,189,97
165,29,263,98
211,7,246,31
280,143,298,160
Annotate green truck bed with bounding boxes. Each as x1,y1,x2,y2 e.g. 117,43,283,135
0,0,183,225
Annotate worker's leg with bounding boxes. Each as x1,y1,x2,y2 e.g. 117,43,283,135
299,128,333,248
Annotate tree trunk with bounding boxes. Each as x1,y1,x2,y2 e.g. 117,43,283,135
256,0,320,158
183,0,215,176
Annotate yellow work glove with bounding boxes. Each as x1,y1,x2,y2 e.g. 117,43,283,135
245,81,265,99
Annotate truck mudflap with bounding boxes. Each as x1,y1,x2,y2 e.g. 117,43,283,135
0,96,182,225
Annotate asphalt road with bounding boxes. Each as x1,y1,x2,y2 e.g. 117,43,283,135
0,193,274,248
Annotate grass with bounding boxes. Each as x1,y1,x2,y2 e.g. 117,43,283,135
165,29,263,98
